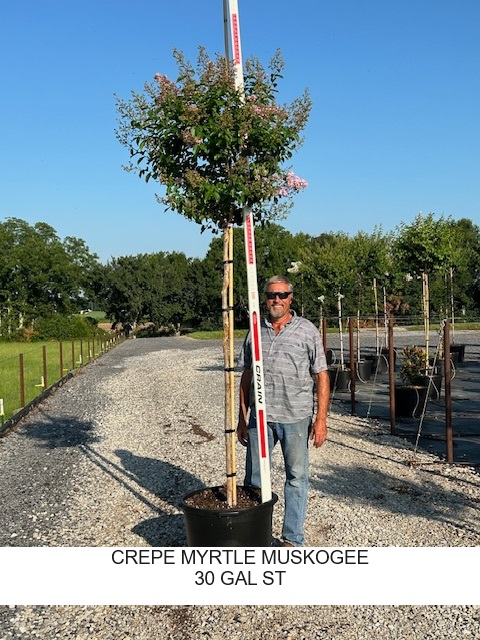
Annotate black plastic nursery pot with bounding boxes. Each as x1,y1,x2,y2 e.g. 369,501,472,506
325,348,335,365
414,373,443,400
394,385,429,419
181,486,278,547
355,360,372,382
365,353,389,375
449,344,466,363
328,366,351,392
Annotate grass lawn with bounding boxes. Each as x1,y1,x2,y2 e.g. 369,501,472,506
76,311,109,322
187,329,248,340
0,337,114,423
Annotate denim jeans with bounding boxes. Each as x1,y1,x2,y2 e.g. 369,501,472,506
244,414,311,546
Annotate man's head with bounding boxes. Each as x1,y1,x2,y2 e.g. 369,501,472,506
264,275,294,321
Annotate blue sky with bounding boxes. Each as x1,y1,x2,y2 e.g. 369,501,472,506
1,0,479,263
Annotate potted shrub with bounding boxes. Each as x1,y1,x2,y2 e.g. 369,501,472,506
116,43,311,544
395,345,440,417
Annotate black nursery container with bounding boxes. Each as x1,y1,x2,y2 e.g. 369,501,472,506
181,487,278,547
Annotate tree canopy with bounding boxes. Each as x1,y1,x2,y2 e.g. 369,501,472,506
115,48,311,231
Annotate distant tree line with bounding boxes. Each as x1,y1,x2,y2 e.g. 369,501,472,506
0,218,101,338
1,213,480,338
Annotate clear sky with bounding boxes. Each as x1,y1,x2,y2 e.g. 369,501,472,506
1,1,479,263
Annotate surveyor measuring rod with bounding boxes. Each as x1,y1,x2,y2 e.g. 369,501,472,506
225,0,272,502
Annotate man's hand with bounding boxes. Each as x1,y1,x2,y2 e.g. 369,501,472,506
237,420,249,447
237,369,251,447
310,417,327,448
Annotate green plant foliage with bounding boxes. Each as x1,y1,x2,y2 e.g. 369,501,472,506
116,48,311,231
0,217,101,335
399,345,428,385
35,316,97,340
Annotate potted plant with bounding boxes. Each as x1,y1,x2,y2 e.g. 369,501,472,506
395,345,440,417
116,36,311,544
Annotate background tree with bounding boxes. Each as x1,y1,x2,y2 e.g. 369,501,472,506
393,212,452,354
0,217,100,335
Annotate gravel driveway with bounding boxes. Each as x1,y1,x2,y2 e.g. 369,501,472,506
0,336,479,638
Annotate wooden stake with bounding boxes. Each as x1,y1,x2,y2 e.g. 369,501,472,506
222,225,237,507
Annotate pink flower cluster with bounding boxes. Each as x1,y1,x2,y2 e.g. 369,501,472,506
278,172,308,197
247,94,284,118
154,73,179,97
286,171,308,190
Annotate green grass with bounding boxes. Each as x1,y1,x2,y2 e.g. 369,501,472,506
0,337,118,423
405,322,480,331
76,311,109,322
187,329,248,340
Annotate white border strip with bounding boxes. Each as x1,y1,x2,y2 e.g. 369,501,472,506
1,547,478,605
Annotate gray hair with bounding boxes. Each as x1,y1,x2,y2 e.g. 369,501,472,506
264,275,294,294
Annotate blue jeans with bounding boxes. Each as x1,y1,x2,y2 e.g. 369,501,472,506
245,414,311,546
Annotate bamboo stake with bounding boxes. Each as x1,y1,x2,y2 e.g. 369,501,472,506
337,292,345,369
422,272,430,362
222,225,236,507
356,309,361,361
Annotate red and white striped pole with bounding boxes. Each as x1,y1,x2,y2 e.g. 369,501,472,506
225,0,271,502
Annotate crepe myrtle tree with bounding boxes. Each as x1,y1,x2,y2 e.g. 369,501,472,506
116,47,311,506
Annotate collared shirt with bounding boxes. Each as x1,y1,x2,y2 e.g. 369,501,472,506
239,311,328,423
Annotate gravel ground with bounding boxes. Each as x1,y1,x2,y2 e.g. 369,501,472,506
0,335,479,638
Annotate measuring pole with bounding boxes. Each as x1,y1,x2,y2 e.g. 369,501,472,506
225,0,271,502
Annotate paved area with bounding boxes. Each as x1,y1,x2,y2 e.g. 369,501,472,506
324,329,480,465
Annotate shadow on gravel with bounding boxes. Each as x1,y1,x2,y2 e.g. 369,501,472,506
18,413,100,448
310,463,480,540
79,446,204,546
117,449,204,547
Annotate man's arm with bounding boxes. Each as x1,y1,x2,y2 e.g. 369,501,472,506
310,369,329,448
236,368,251,447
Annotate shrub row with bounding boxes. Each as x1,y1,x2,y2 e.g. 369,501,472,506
1,315,104,342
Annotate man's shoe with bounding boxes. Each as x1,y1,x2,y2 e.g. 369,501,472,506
282,540,294,547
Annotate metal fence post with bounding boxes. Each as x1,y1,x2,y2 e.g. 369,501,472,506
19,353,25,407
444,320,453,463
388,319,396,435
42,345,48,389
348,317,356,415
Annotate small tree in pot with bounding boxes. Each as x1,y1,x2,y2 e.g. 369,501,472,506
116,48,310,536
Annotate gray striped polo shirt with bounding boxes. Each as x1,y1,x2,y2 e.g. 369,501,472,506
239,311,328,423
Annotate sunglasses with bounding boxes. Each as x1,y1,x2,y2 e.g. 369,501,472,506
266,291,292,300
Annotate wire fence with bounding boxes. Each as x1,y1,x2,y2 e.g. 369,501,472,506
0,334,125,429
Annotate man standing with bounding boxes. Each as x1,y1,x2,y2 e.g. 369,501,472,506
237,275,330,547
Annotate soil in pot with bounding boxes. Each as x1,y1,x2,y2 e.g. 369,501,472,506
183,485,262,510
